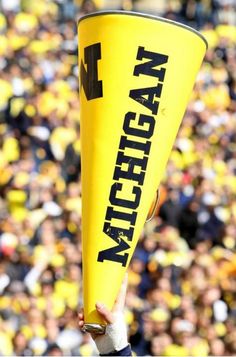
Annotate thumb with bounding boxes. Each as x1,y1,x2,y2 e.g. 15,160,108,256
113,273,128,314
95,302,114,324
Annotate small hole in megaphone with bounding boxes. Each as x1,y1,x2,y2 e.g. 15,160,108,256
146,189,160,222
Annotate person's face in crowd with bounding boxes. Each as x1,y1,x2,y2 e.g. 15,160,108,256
68,263,80,281
130,258,145,274
182,308,198,325
142,315,154,339
40,187,54,203
168,189,179,202
225,222,236,237
180,295,194,311
189,200,199,212
205,261,218,279
54,217,66,232
125,286,139,309
64,241,81,263
142,236,157,253
228,330,236,354
81,0,97,13
150,334,172,356
157,278,171,292
67,182,81,197
186,264,208,292
41,230,56,247
69,210,81,225
146,288,168,307
205,325,217,341
41,280,54,296
195,240,212,254
152,320,169,335
0,261,6,274
171,318,195,346
11,289,30,312
41,269,54,282
13,331,28,353
41,218,55,235
47,346,63,356
210,338,226,356
28,307,44,325
45,318,60,342
202,287,221,306
40,269,54,295
197,314,211,330
162,266,172,280
59,307,78,328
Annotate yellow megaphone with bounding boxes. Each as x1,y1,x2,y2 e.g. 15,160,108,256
78,11,207,333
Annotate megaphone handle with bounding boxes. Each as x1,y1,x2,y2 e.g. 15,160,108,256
146,189,160,222
83,323,106,334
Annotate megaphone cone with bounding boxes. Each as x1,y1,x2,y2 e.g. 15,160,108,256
78,11,207,331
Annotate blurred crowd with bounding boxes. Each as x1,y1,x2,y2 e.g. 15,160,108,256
0,0,235,355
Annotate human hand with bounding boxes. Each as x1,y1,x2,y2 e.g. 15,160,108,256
78,274,129,355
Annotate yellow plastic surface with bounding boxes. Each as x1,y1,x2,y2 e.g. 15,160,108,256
78,11,207,325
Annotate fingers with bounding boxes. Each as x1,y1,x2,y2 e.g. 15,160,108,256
78,311,84,319
95,302,114,324
78,310,84,329
81,273,128,329
113,273,128,313
78,320,84,328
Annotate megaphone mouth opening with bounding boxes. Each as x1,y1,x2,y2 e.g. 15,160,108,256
78,10,208,49
83,323,106,334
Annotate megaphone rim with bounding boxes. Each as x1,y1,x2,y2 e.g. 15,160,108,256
78,10,208,49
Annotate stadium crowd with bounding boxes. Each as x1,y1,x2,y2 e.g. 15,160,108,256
0,0,235,355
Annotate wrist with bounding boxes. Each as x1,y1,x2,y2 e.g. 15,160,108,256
100,344,131,356
94,312,128,355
